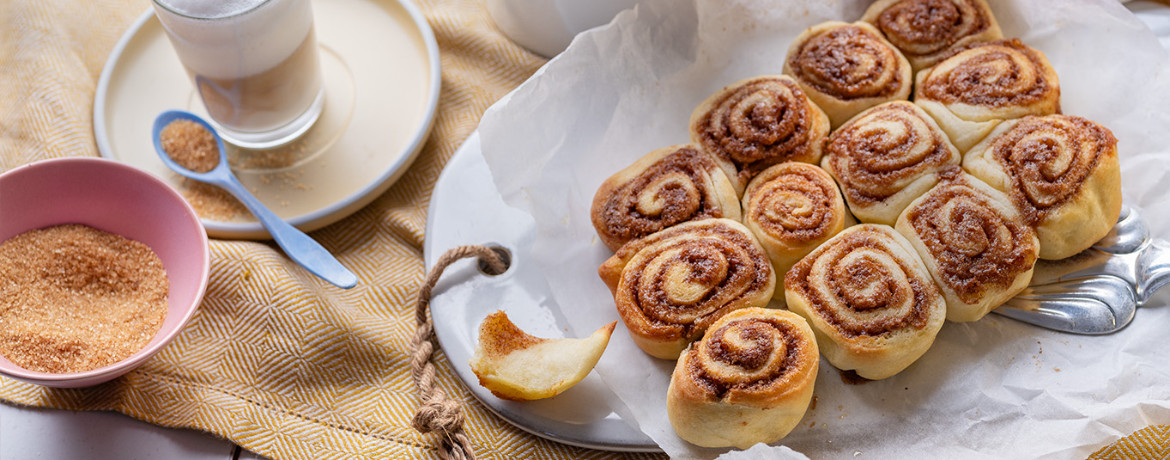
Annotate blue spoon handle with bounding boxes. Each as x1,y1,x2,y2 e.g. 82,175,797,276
152,109,357,289
213,173,358,289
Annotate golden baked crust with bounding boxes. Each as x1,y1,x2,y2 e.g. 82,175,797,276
862,0,1003,71
914,38,1061,152
667,307,819,448
689,75,830,193
783,21,913,128
821,101,960,226
591,144,741,252
895,171,1039,322
784,224,945,380
962,114,1122,260
598,218,775,359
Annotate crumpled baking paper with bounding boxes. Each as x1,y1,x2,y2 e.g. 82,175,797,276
477,0,1170,458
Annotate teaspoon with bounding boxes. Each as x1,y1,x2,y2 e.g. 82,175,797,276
152,110,358,289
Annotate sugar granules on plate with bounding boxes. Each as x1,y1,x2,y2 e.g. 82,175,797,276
0,224,169,374
181,182,249,222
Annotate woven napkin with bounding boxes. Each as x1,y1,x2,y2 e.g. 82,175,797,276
0,0,1162,459
0,0,660,458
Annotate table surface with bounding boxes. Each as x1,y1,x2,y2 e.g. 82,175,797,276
2,2,1167,459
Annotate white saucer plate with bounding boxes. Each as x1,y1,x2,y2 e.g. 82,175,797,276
95,0,440,239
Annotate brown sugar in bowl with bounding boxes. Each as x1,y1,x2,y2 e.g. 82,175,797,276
0,157,209,387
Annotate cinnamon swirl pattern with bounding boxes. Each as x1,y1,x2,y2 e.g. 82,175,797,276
784,224,945,380
742,162,851,298
783,21,912,128
591,145,741,252
598,218,775,360
895,172,1039,322
821,101,960,226
914,38,1061,152
963,115,1122,260
862,0,1003,72
689,75,830,193
667,308,818,448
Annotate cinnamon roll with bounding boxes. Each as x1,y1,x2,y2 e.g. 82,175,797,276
591,144,741,252
689,75,830,193
598,218,776,360
861,0,1003,72
914,38,1061,153
667,307,818,448
962,115,1122,260
895,171,1039,322
821,101,961,226
742,162,851,299
784,224,945,380
783,21,913,128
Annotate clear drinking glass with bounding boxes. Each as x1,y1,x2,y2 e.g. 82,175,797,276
152,0,325,149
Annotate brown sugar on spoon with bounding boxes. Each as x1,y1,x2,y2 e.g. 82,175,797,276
160,119,220,173
159,119,249,220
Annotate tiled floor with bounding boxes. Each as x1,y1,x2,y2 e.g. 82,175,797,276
0,403,237,459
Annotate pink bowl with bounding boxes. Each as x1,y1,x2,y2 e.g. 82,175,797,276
0,157,209,387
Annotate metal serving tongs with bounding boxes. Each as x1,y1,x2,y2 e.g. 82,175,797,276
993,205,1170,334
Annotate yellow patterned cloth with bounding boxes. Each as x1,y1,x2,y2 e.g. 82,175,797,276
0,1,1164,459
0,0,657,458
1090,425,1170,460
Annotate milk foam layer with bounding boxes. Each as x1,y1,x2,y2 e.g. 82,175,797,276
154,0,314,79
157,0,267,18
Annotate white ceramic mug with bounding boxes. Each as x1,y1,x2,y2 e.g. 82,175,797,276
486,0,643,57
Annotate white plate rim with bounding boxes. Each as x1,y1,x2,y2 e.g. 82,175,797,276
93,0,442,239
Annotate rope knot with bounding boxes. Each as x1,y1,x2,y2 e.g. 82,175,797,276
412,395,465,435
410,244,508,460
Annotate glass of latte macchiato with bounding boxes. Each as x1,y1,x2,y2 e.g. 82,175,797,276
152,0,324,149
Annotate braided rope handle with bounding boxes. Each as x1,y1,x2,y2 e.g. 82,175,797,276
411,245,507,460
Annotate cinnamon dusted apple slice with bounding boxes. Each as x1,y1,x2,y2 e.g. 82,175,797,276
469,310,616,401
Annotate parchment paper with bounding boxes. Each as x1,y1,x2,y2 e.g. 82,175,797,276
478,0,1170,458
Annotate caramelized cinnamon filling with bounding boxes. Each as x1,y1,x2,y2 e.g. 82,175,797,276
786,227,935,337
688,318,803,399
788,24,904,100
988,115,1116,224
598,146,725,244
621,223,772,341
825,103,953,204
713,330,771,371
919,39,1054,108
905,182,1037,303
876,0,990,57
694,77,816,182
747,165,840,243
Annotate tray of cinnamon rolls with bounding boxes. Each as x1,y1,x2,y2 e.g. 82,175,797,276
588,0,1122,447
449,0,1170,456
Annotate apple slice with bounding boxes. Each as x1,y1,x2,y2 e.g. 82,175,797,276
469,310,616,401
